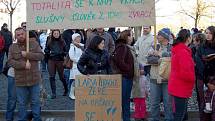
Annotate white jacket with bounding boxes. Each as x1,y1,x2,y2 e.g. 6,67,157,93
134,34,154,65
39,33,48,53
69,43,83,79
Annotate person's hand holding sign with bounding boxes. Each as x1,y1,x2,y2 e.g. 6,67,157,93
25,61,31,69
21,51,27,58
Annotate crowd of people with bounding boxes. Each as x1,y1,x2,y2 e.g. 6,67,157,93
0,22,215,121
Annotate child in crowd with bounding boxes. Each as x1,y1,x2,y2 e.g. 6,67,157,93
204,76,215,113
133,64,149,121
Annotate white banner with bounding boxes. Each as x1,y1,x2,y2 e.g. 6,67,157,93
27,0,155,30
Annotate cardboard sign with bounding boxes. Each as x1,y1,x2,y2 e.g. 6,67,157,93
75,74,121,121
26,0,155,30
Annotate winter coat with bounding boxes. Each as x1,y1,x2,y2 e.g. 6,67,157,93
134,34,154,65
77,48,111,75
69,43,83,79
197,45,215,84
114,42,134,80
1,29,12,50
150,43,171,84
128,45,145,98
39,32,48,53
168,43,195,98
44,38,66,61
8,38,44,86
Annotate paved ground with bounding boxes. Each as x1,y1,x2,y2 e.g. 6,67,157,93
0,70,199,111
0,111,199,121
0,68,200,120
0,70,74,110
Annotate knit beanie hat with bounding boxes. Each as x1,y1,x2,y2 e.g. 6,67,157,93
158,28,171,41
72,33,81,41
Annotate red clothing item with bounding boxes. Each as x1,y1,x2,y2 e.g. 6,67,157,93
132,98,147,119
168,43,195,98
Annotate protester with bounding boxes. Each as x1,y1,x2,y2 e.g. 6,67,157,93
21,22,26,30
68,33,83,99
132,63,149,121
39,30,49,71
113,30,134,121
44,29,68,99
116,28,121,37
189,33,206,121
78,35,111,75
134,26,153,77
149,28,173,121
8,27,44,121
0,23,12,73
0,31,5,58
195,26,215,121
108,27,118,42
86,28,93,40
85,28,115,55
168,29,195,121
5,65,16,121
1,23,12,57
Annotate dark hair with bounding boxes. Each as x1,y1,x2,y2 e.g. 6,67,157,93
205,26,215,48
29,31,38,38
88,36,104,51
108,28,115,32
116,30,131,44
21,22,26,26
193,33,206,44
51,29,61,39
47,29,64,46
173,29,191,46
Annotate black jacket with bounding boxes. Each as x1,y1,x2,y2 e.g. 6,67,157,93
196,45,215,83
44,39,66,61
1,29,12,49
77,48,111,75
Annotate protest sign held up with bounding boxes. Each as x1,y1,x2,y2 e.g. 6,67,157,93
75,75,121,121
26,0,155,30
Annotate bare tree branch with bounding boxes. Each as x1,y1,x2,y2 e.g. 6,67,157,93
13,0,20,10
0,0,21,31
177,0,215,27
178,11,196,20
1,0,10,12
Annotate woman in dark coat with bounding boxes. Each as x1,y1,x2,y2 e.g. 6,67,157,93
196,26,215,121
114,30,134,121
77,35,111,75
44,29,68,99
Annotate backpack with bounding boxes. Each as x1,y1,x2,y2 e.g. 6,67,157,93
0,33,5,52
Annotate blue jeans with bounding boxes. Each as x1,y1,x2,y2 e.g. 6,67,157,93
16,84,42,121
122,77,133,121
0,52,5,72
64,69,70,89
171,95,188,121
150,82,173,121
6,76,16,121
40,59,47,71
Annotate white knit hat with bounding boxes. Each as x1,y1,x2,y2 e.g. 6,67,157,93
72,33,81,41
